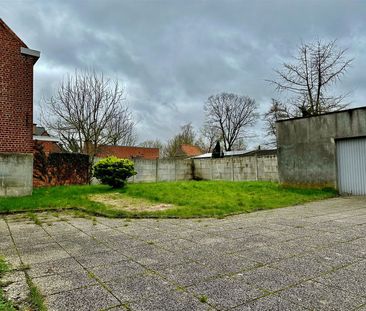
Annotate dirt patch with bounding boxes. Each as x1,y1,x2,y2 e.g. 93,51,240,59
89,193,174,212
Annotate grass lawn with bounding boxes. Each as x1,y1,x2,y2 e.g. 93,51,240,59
0,181,337,218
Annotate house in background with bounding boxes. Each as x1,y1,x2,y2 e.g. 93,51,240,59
174,144,202,158
33,124,62,154
0,19,40,196
96,145,160,160
192,148,277,159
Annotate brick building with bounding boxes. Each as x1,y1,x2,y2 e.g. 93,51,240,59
96,145,159,160
33,124,62,154
0,19,40,196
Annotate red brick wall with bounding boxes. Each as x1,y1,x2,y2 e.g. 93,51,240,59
36,140,62,154
0,20,36,153
96,145,160,160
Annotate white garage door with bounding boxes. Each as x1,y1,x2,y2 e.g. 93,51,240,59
337,137,366,195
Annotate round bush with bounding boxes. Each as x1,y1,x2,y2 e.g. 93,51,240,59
93,156,137,188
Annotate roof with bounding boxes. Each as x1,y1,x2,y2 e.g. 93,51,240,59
179,144,202,157
33,126,47,136
33,136,60,142
276,106,366,123
33,126,60,142
192,148,277,159
96,145,159,160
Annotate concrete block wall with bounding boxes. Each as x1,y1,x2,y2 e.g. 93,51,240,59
194,156,278,182
157,159,176,181
128,155,278,183
132,159,157,183
0,154,33,196
129,159,192,183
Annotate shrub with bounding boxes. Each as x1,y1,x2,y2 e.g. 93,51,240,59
93,157,137,188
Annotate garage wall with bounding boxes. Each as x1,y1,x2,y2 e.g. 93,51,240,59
276,107,366,188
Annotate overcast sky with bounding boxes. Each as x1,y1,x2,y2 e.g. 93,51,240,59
2,0,366,148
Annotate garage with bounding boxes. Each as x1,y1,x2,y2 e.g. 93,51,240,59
276,107,366,192
337,137,366,195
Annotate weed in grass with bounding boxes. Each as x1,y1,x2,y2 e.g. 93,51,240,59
0,257,16,311
0,290,16,311
27,213,42,226
199,295,208,303
147,241,154,245
122,302,132,311
0,258,9,277
17,263,30,272
87,272,96,280
26,275,47,311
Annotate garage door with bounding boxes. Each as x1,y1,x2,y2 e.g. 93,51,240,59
337,137,366,195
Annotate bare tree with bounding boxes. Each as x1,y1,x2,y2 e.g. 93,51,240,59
42,70,136,157
268,40,352,116
263,99,291,147
204,93,258,151
163,123,197,158
139,139,164,150
104,108,137,146
198,123,222,153
139,139,163,158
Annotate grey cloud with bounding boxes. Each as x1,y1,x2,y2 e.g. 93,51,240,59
2,0,366,147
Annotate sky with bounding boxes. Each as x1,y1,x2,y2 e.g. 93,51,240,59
2,0,366,148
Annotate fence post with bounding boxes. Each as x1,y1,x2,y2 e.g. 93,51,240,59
255,154,258,181
210,158,213,180
175,160,177,181
155,159,159,182
231,156,234,181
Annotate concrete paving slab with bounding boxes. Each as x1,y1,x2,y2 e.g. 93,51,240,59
45,285,120,311
27,256,84,278
240,266,301,292
74,250,128,268
160,261,222,287
18,242,70,264
33,270,97,295
278,280,366,310
2,196,366,310
189,275,265,310
231,294,309,310
90,260,146,282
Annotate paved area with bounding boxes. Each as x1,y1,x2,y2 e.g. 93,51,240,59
1,197,366,310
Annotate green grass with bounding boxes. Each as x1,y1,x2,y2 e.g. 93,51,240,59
26,275,47,311
0,185,109,213
0,257,16,311
0,181,337,218
117,181,337,217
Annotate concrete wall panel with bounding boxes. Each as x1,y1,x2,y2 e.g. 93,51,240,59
0,153,33,196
